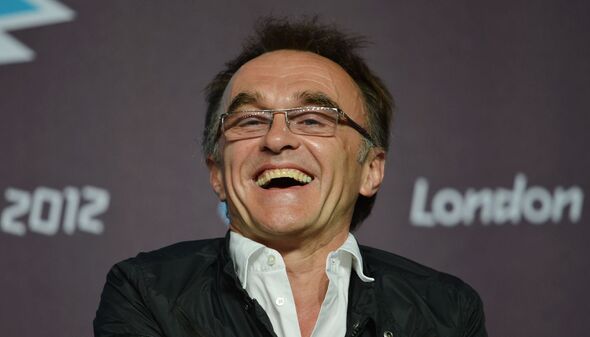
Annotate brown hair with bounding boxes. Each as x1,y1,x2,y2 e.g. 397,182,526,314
202,16,394,230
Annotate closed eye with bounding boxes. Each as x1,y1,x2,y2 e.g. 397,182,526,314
234,115,270,128
300,118,323,126
291,112,335,128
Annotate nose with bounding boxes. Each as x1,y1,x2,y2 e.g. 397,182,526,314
260,113,301,153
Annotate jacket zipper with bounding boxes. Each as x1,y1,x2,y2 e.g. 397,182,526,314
348,318,369,337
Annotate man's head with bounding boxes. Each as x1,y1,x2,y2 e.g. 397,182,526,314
203,17,393,236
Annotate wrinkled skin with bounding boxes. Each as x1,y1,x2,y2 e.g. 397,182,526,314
208,50,385,253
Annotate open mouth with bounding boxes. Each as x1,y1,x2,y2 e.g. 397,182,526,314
255,168,313,189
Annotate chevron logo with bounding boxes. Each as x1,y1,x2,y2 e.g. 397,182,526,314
0,0,75,65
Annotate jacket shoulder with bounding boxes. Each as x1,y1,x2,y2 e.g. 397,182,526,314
95,238,228,336
359,245,486,335
133,237,225,265
360,244,471,290
115,238,226,297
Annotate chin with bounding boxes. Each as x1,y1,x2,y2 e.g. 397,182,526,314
253,214,314,238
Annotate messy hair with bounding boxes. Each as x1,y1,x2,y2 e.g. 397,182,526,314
202,17,394,230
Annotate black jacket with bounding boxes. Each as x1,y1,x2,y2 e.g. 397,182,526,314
94,235,487,337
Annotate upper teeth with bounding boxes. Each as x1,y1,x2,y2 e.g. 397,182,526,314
256,168,312,187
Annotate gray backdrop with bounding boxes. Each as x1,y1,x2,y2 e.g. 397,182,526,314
1,1,589,336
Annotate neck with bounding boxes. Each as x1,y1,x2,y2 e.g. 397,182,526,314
274,229,350,337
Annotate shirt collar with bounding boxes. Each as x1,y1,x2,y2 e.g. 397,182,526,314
229,231,266,288
229,231,374,288
339,234,374,282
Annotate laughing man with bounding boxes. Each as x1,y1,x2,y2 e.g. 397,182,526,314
95,17,487,337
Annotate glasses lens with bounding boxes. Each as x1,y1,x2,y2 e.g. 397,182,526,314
289,108,338,136
223,111,271,139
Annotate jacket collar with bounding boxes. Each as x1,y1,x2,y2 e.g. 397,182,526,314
173,232,278,336
173,233,398,337
346,256,378,337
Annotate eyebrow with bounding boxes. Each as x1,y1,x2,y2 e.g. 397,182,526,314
296,91,341,109
227,91,341,113
227,92,262,113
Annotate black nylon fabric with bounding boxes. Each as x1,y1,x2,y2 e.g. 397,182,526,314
94,233,487,337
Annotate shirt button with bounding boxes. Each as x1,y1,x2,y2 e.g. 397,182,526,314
275,297,285,306
267,255,276,266
383,331,394,337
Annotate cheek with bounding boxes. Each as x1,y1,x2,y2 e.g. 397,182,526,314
219,148,240,190
306,136,359,176
221,142,257,184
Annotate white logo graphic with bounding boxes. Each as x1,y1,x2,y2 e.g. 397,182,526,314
0,0,75,65
1,186,110,236
410,174,584,227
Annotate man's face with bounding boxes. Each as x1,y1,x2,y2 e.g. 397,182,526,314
208,50,384,246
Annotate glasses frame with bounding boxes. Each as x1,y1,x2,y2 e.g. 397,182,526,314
219,106,374,144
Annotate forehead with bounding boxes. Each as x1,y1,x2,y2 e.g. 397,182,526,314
224,50,363,110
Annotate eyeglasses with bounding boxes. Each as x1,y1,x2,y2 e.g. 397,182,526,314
220,106,374,144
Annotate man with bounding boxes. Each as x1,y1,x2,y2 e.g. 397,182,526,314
95,17,487,337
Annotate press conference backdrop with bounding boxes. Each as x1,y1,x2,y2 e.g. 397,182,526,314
1,1,588,336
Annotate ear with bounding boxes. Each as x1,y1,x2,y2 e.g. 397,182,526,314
359,148,386,197
206,156,226,200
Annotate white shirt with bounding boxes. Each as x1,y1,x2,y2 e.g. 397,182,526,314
229,231,374,337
